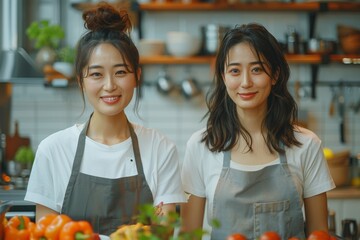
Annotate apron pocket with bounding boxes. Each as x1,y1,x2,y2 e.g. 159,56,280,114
253,200,290,238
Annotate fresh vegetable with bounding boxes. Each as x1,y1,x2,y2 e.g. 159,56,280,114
307,230,332,240
44,214,72,240
226,233,247,240
59,221,94,240
5,215,31,240
259,231,281,240
29,213,57,240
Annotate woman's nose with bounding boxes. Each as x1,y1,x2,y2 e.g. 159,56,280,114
240,71,252,88
103,75,117,91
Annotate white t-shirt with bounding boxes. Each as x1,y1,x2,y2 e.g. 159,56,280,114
25,123,186,212
181,126,335,234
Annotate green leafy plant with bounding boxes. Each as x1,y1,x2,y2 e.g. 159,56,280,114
26,20,65,49
14,146,35,165
57,46,76,64
110,204,220,240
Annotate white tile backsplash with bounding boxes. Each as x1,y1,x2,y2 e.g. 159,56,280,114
8,80,360,160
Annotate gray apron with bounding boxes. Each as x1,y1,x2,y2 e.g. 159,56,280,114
211,144,305,240
61,117,153,236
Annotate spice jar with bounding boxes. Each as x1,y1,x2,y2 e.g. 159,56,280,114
350,154,360,187
285,26,300,54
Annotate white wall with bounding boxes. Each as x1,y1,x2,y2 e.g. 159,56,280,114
10,0,360,158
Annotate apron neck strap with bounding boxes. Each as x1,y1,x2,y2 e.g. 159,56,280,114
72,114,145,176
223,141,287,167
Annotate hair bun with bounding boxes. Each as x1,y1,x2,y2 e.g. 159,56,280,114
83,2,131,33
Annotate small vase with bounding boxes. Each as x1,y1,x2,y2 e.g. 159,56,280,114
53,61,74,79
35,46,57,70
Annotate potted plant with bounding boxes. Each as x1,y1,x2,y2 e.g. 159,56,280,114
26,19,65,67
53,46,76,79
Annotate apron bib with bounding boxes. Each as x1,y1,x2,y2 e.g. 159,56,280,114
211,144,305,240
61,116,153,236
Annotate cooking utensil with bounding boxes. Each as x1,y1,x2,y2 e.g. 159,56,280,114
329,86,336,117
181,78,202,99
201,24,230,55
342,219,358,240
5,121,31,161
156,70,175,95
337,86,346,143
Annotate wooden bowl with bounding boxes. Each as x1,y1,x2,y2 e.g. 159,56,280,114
337,25,360,54
329,164,350,187
326,150,350,166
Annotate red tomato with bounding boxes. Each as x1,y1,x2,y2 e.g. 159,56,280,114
288,237,301,240
307,230,331,240
227,233,247,240
259,231,281,240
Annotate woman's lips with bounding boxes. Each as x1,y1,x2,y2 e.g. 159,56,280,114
238,92,256,100
101,96,120,104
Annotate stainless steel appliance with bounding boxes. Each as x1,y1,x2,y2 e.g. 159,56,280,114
0,0,43,83
0,189,35,222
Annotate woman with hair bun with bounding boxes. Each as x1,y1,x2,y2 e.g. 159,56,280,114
25,2,186,235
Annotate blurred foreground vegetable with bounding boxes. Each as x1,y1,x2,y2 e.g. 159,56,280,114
3,214,99,240
5,215,31,240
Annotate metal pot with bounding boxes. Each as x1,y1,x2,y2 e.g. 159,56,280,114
181,78,201,99
305,38,337,54
156,70,175,95
201,24,230,55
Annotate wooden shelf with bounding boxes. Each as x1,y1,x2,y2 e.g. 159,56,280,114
72,2,360,12
140,55,213,64
139,54,360,65
138,2,320,11
71,2,132,11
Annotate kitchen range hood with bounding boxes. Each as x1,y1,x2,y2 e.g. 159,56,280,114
0,0,44,84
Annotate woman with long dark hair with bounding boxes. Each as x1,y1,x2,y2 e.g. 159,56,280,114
181,23,335,240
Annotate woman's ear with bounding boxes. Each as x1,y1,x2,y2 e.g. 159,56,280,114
77,76,82,89
136,67,142,87
272,70,279,85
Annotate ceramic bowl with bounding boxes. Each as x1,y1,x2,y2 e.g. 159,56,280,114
166,31,201,57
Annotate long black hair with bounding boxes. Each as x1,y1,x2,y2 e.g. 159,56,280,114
202,23,301,154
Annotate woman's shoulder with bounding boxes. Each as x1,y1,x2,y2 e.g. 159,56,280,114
293,125,322,146
39,124,82,148
187,128,206,145
132,123,175,146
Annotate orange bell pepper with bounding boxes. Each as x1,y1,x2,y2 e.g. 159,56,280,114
59,221,95,240
44,214,72,240
29,213,57,240
5,215,31,240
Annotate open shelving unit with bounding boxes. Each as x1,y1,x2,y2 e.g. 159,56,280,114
71,1,360,98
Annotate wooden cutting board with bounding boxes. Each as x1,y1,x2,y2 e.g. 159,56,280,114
5,121,31,161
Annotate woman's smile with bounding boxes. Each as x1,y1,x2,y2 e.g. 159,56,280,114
238,92,257,100
101,95,121,104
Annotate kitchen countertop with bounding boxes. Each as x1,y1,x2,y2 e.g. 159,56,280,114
2,186,360,204
327,186,360,199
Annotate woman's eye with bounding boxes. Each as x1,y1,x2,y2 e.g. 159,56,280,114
229,68,240,74
89,72,102,78
252,67,263,74
115,70,126,75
